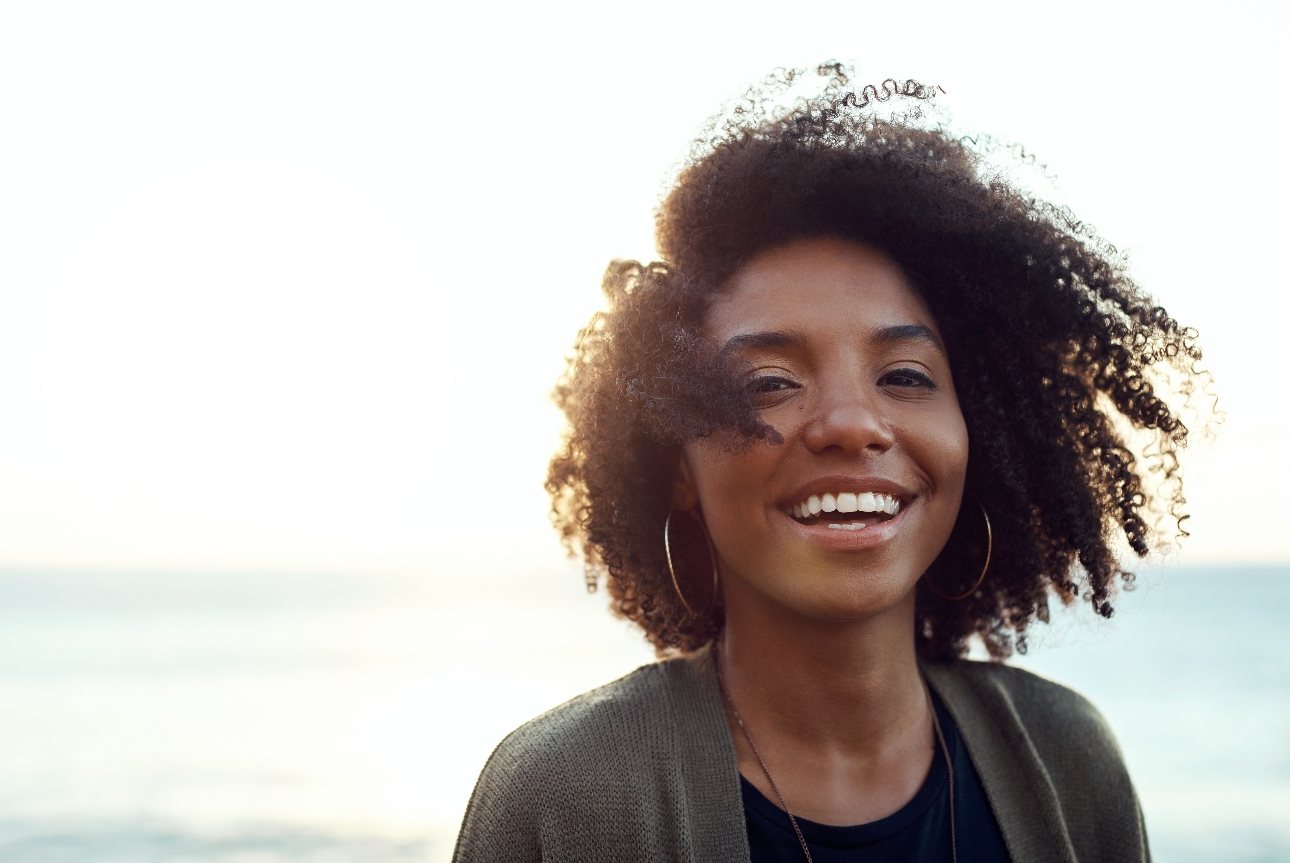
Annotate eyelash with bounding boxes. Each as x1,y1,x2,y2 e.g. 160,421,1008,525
748,375,799,395
880,367,937,389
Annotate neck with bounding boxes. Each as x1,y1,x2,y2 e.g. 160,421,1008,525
716,576,925,755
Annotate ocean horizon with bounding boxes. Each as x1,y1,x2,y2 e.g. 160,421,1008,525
0,565,1284,862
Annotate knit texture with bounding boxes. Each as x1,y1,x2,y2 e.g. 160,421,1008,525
453,647,1150,863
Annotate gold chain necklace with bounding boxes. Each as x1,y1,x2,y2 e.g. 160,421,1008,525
713,647,958,863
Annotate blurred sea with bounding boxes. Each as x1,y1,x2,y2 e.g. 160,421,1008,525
0,566,1285,863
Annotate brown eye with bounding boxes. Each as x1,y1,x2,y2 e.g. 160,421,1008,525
746,375,800,406
879,368,936,389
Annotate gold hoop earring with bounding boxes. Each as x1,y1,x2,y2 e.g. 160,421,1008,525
925,499,992,601
664,509,721,617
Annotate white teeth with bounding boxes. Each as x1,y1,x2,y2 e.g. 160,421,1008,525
792,491,904,521
828,523,842,529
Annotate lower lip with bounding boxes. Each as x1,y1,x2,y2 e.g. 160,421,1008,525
782,504,911,550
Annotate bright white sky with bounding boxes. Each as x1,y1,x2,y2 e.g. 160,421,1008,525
0,0,1284,577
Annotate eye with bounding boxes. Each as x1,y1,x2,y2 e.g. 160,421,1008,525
879,367,937,390
746,374,801,406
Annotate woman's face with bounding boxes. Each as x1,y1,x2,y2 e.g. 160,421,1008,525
679,237,969,622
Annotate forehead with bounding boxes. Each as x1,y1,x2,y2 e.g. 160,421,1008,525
704,238,938,343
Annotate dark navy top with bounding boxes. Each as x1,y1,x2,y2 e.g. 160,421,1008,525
742,692,1011,862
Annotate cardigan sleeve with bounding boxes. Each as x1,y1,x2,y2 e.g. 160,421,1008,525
450,653,751,863
996,664,1153,863
451,727,544,863
925,659,1152,863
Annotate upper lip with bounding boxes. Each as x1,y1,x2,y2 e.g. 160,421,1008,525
780,475,916,507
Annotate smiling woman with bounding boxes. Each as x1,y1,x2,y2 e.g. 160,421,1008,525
452,66,1211,863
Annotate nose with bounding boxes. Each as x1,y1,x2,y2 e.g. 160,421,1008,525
801,382,895,456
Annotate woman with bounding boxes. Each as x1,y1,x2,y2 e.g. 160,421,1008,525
454,67,1207,862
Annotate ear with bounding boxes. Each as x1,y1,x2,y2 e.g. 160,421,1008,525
670,451,700,511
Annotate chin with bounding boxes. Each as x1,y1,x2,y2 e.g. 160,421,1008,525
783,572,918,623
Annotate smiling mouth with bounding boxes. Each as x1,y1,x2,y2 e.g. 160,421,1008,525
784,492,903,532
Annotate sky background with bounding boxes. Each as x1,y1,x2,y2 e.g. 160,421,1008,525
0,0,1286,579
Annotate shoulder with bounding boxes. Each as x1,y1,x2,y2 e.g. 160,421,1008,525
453,650,736,863
933,659,1120,752
493,647,725,759
925,658,1128,783
486,657,684,769
451,662,672,862
925,659,1149,863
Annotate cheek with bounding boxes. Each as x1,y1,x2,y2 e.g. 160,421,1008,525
683,440,779,525
942,415,971,485
918,408,970,502
688,444,754,497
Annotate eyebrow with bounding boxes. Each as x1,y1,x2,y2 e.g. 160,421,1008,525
720,324,944,355
720,331,804,354
871,324,945,353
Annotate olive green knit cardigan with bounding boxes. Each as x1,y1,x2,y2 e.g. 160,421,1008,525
453,646,1150,862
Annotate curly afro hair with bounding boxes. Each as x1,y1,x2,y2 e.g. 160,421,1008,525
546,65,1212,660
